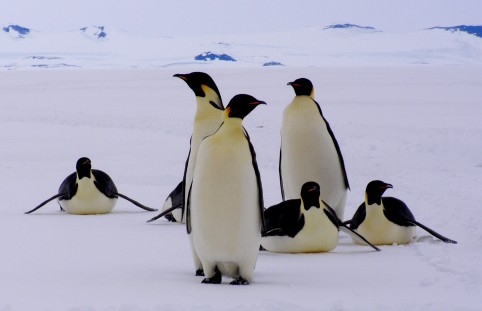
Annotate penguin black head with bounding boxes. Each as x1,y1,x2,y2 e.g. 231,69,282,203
365,180,393,205
288,78,314,97
300,181,321,210
173,72,223,107
225,94,266,120
76,157,92,180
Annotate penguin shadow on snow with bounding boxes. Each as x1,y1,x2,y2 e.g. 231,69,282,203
344,180,457,246
25,157,157,215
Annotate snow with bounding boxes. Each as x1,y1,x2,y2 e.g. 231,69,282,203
2,24,482,69
1,65,481,310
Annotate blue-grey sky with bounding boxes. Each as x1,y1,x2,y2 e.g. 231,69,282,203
1,0,481,35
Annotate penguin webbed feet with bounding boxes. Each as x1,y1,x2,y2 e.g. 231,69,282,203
195,269,204,276
230,277,250,285
201,271,221,284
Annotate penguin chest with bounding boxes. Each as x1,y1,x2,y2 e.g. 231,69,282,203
281,99,346,207
191,125,261,261
356,204,416,245
262,208,338,253
60,179,117,215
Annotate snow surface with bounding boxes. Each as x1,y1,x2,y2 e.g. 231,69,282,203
1,65,481,310
2,24,482,69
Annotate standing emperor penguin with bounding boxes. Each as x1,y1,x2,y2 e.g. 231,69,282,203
26,157,157,215
261,181,379,253
188,94,266,285
346,180,457,245
280,78,349,220
149,72,224,224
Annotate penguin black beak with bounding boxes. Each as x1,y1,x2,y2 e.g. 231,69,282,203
173,74,187,81
249,101,267,106
384,184,393,189
287,82,300,87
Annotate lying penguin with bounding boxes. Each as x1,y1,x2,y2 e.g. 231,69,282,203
25,157,157,215
261,181,380,253
344,180,457,245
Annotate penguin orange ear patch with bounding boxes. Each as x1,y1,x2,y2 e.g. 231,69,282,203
224,107,231,117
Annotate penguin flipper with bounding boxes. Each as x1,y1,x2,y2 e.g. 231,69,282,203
262,199,301,237
186,184,193,234
348,202,367,230
407,220,457,244
245,129,265,230
382,197,416,226
25,193,65,214
146,205,181,223
322,201,342,228
115,192,157,212
279,148,285,201
92,169,118,198
313,99,349,190
339,225,381,251
147,181,183,222
322,201,380,251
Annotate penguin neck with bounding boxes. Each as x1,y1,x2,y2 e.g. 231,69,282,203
221,117,244,131
194,96,223,122
76,174,97,197
365,195,383,212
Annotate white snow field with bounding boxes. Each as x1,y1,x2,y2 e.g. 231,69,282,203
1,65,481,310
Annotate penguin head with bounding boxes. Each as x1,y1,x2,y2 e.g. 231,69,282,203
76,157,92,180
288,78,314,98
365,180,393,205
225,94,266,120
173,72,223,109
300,181,321,210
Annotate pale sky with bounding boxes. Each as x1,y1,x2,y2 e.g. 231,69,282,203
1,0,481,35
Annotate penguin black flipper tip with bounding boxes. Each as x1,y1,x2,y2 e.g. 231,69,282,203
146,205,181,223
115,192,157,212
25,193,64,214
408,220,458,244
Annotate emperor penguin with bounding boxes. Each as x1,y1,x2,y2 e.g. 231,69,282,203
261,181,379,253
26,157,157,215
187,94,266,285
280,78,349,220
345,180,457,245
149,72,224,224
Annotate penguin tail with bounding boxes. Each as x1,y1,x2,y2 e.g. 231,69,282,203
25,193,64,214
407,220,457,244
115,192,157,212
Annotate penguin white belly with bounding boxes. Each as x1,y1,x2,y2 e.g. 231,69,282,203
59,179,117,215
261,208,338,253
191,123,261,281
355,204,416,245
281,99,346,217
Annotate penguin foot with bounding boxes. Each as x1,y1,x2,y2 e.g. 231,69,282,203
201,271,221,284
164,213,176,222
230,278,250,285
195,269,205,276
